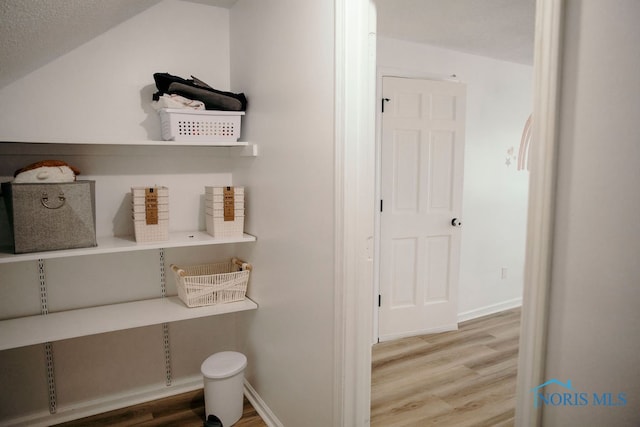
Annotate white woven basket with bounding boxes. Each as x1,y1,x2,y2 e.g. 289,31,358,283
159,109,244,142
132,186,169,198
205,214,244,238
131,186,169,242
171,258,251,308
134,218,169,242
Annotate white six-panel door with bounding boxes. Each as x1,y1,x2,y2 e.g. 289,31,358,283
378,76,466,342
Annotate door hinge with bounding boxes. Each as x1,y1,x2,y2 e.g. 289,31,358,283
381,97,390,113
380,199,383,212
378,294,382,307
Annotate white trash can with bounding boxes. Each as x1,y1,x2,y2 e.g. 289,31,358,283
201,351,247,427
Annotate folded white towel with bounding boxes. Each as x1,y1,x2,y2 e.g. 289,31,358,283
152,94,205,110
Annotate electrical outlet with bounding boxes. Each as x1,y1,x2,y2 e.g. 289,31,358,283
501,267,508,280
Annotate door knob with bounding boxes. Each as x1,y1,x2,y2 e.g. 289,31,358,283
451,218,462,227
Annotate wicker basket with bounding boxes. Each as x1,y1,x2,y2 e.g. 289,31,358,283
171,258,251,308
159,108,244,142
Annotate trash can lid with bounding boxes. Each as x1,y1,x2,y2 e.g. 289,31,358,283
201,351,247,379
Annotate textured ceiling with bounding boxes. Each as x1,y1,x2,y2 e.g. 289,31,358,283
375,0,536,65
0,0,533,90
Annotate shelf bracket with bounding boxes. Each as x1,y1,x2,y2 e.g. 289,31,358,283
159,248,172,386
44,343,57,414
39,259,48,315
162,323,172,386
38,259,58,414
159,248,167,298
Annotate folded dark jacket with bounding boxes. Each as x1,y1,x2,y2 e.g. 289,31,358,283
153,72,247,111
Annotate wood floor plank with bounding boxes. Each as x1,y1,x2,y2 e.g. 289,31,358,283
463,346,519,371
372,365,479,410
373,335,498,381
371,389,453,427
371,307,521,426
473,353,518,377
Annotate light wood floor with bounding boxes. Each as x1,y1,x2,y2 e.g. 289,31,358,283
371,307,521,427
55,308,519,426
55,390,267,427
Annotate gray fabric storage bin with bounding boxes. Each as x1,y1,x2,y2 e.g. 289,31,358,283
2,181,97,254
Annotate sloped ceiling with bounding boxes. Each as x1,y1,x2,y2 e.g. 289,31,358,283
0,0,236,89
375,0,535,65
0,0,533,89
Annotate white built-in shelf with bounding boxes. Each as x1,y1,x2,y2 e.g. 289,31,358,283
0,296,258,351
0,139,259,156
2,138,244,146
0,139,260,352
75,140,250,147
0,231,256,263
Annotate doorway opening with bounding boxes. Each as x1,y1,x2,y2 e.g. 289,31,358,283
370,0,535,422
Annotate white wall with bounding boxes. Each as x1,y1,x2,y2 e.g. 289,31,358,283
377,37,532,320
542,1,640,425
229,1,336,425
0,1,246,423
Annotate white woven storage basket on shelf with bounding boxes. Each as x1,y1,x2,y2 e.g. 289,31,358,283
132,186,169,199
133,218,169,242
131,186,169,242
159,108,244,142
204,186,245,238
171,258,251,308
205,215,244,238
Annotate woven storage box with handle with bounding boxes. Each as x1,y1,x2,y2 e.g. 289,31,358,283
1,181,97,253
171,258,251,308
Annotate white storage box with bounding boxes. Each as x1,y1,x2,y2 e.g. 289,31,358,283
205,207,244,217
204,186,245,238
131,186,169,242
132,186,169,199
205,196,244,206
159,109,244,142
205,186,245,196
205,186,244,201
134,218,169,242
171,258,251,308
133,203,168,214
133,210,169,220
206,214,244,238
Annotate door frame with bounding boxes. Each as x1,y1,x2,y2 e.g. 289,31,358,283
515,0,564,425
335,0,564,425
333,0,377,425
373,70,464,343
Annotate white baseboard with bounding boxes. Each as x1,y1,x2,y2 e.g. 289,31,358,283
0,375,204,427
457,297,523,323
0,376,280,427
243,380,284,427
378,322,459,342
